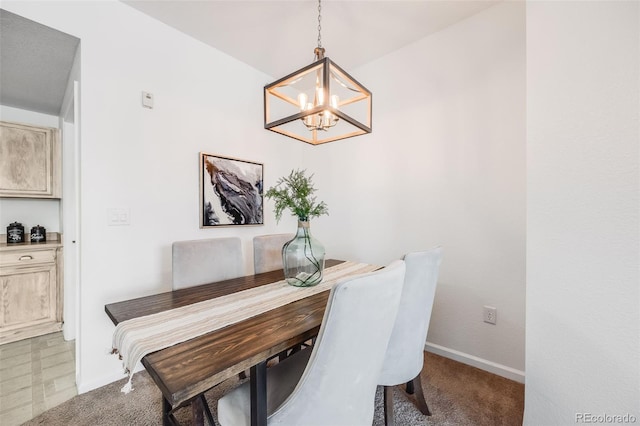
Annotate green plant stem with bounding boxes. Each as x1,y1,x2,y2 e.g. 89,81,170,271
301,226,321,283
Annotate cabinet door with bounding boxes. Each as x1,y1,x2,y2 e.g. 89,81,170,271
0,264,57,330
0,121,61,198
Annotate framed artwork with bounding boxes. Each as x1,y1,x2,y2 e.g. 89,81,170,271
200,153,264,227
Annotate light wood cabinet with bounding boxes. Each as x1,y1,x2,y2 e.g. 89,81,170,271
0,242,63,344
0,120,61,199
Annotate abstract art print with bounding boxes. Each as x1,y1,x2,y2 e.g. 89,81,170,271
200,153,264,227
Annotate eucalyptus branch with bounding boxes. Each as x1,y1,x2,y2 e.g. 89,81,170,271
265,169,329,222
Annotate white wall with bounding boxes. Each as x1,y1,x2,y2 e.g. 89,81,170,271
3,0,528,393
312,2,526,380
525,1,640,424
3,0,308,392
0,105,61,233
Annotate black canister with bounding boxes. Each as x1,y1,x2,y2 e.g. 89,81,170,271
7,222,25,243
30,225,46,243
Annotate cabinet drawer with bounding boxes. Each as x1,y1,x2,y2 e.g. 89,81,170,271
0,249,56,268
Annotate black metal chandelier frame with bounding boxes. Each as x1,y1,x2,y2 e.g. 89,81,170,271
263,0,372,145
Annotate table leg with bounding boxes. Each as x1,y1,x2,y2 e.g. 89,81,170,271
192,395,205,426
250,360,267,426
162,396,172,426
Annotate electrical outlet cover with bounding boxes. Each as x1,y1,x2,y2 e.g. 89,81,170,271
483,305,497,324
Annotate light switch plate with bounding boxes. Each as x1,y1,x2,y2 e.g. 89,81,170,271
107,208,130,226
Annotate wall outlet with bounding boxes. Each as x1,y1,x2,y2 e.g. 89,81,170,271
483,306,497,324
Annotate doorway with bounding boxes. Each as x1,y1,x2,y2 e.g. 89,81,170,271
0,8,82,424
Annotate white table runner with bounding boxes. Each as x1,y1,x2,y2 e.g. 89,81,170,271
111,261,378,393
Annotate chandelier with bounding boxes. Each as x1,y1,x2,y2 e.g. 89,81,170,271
264,0,372,145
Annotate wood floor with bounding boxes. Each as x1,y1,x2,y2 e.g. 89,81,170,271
0,332,76,426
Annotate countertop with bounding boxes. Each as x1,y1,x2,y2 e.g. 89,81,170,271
0,233,63,251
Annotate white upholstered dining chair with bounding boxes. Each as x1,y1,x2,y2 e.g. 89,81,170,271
379,247,443,425
172,237,244,290
253,233,294,274
217,260,407,426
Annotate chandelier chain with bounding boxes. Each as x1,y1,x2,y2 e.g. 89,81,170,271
317,0,322,48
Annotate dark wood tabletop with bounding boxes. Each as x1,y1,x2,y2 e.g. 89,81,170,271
104,259,343,422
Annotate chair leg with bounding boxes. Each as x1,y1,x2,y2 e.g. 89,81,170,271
405,380,414,395
411,374,432,416
383,386,395,426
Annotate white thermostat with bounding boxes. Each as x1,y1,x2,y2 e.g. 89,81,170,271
142,91,154,109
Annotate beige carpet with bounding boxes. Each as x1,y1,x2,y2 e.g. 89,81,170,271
24,352,524,425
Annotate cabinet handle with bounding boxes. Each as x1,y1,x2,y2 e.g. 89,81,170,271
19,255,34,261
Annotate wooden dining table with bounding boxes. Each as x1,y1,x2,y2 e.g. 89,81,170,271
104,259,344,426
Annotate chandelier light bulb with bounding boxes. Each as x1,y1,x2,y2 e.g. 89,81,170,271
298,93,308,110
316,86,324,106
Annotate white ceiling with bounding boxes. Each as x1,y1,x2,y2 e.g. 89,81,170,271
0,1,500,116
123,0,501,78
0,9,79,116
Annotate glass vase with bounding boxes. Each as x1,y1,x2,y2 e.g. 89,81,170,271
282,220,326,287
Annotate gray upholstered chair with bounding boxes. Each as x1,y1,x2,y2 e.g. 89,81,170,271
172,237,243,290
217,260,407,426
379,247,443,425
253,233,294,274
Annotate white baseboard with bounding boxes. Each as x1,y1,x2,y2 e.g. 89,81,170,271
424,342,525,384
77,371,127,394
76,363,144,394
